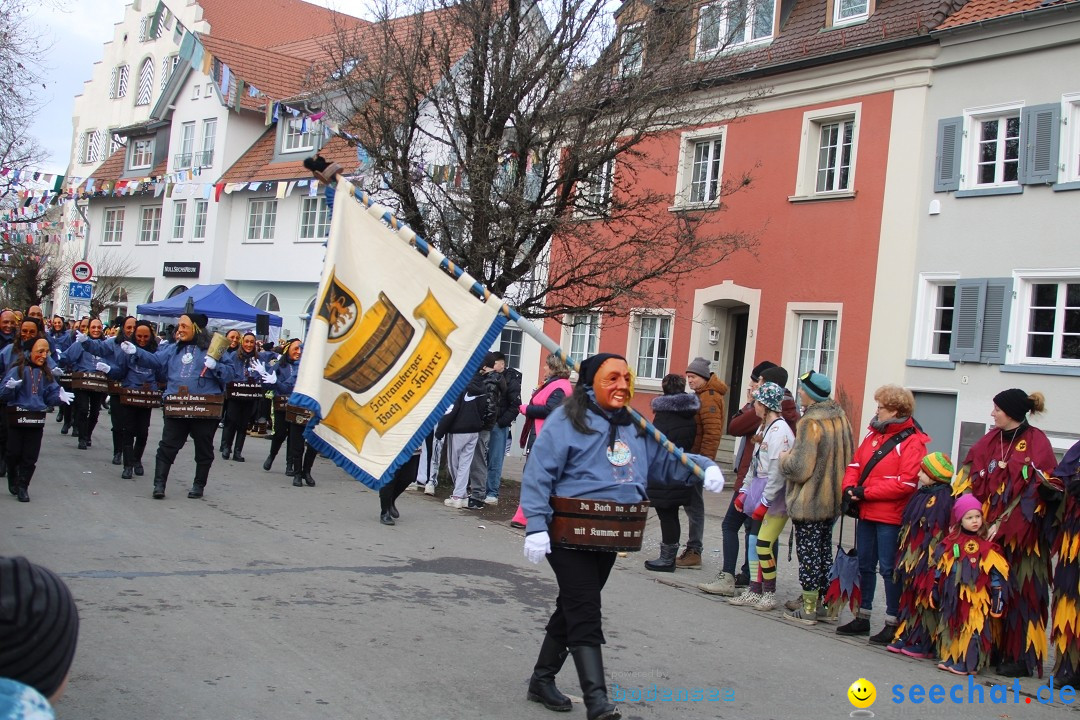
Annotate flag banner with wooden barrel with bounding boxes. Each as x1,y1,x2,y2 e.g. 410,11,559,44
291,177,507,490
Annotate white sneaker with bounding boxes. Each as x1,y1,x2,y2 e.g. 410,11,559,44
443,496,465,508
753,591,778,611
697,571,735,596
484,496,498,505
424,482,436,496
727,589,762,607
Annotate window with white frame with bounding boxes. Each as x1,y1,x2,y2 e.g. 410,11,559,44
138,206,162,244
160,55,179,91
966,107,1021,188
796,314,838,379
673,127,726,208
247,199,278,241
578,159,614,216
299,197,331,240
792,104,861,199
566,313,601,366
192,200,208,241
928,283,955,358
110,65,129,99
177,122,195,169
102,208,124,245
833,0,869,25
129,138,154,170
135,57,154,106
1063,94,1080,184
634,313,672,380
82,130,103,164
199,118,217,167
172,201,187,241
912,276,957,360
109,133,124,156
620,23,644,77
281,118,315,153
499,327,524,370
253,292,281,313
1019,278,1080,364
696,0,775,57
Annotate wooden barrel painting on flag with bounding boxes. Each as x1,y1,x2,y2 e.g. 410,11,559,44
318,270,414,394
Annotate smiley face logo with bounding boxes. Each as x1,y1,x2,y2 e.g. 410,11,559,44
848,678,876,709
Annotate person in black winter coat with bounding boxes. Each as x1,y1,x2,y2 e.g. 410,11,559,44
644,374,701,572
484,352,521,503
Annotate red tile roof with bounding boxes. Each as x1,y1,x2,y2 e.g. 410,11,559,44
198,0,368,49
199,35,312,110
83,147,168,189
217,128,359,183
936,0,1079,30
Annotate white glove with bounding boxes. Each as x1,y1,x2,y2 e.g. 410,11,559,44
260,370,277,386
251,359,267,376
204,356,218,370
524,531,551,564
121,341,137,355
95,361,111,373
58,388,75,405
75,331,88,343
703,465,725,493
4,378,23,389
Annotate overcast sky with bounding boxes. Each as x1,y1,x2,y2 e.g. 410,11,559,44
28,0,370,174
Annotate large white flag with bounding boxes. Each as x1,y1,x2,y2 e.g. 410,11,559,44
292,178,507,489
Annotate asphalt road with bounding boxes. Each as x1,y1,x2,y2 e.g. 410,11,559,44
2,414,1071,719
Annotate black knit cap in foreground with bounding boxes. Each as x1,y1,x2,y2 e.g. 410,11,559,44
0,556,80,698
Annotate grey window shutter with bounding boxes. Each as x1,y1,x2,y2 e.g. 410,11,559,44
979,277,1013,364
1020,103,1060,185
949,279,986,362
935,117,963,192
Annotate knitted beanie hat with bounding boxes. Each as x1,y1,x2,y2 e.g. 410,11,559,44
951,494,983,525
993,388,1034,422
798,371,832,402
920,452,954,483
686,357,711,379
0,557,79,699
749,360,777,382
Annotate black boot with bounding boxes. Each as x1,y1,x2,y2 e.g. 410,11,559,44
221,447,231,460
285,459,294,476
188,463,210,498
303,472,316,487
7,467,16,496
60,420,71,435
112,452,122,465
570,646,619,720
643,543,679,573
16,485,29,502
527,634,572,712
134,459,145,476
293,473,304,487
153,458,171,499
232,433,246,462
263,453,276,472
121,466,134,479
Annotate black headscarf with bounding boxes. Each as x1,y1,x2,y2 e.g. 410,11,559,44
570,353,634,450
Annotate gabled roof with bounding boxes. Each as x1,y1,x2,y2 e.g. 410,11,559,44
86,147,168,187
199,35,313,110
197,0,368,49
936,0,1080,30
217,129,359,184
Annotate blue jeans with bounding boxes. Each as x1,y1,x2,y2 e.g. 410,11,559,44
721,494,751,576
485,425,509,498
856,519,901,619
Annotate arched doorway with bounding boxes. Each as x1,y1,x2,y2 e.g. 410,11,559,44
299,296,316,341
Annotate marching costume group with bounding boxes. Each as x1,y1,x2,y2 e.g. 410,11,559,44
1,309,319,503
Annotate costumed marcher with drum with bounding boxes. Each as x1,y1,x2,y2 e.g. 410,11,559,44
60,318,118,450
259,339,316,486
141,313,234,499
519,353,725,720
1049,439,1080,689
220,332,271,462
0,318,48,480
952,388,1057,678
89,315,135,466
113,321,163,479
1,337,74,501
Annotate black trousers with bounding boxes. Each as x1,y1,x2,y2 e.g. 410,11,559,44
6,425,43,487
113,403,152,468
74,389,104,441
544,547,617,647
109,393,122,453
289,423,318,475
156,417,218,485
221,398,257,454
379,454,420,512
654,506,683,545
268,407,293,460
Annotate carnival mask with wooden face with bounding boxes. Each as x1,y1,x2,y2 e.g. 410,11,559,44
592,357,631,412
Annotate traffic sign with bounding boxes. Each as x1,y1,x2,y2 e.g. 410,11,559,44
72,261,93,282
69,282,93,300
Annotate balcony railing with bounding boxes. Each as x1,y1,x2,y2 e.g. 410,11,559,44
173,149,215,170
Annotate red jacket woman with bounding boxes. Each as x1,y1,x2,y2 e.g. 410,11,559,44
842,415,929,525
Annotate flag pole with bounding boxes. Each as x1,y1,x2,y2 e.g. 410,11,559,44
309,161,706,479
